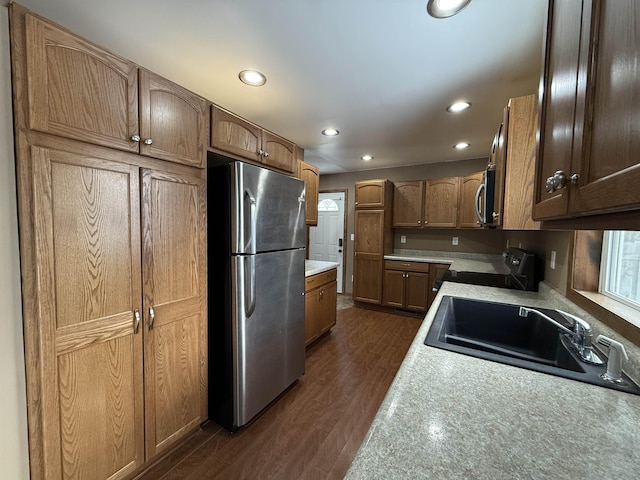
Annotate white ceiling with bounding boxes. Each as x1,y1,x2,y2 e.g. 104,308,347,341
9,0,547,174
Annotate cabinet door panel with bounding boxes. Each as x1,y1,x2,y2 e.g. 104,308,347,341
211,106,262,162
25,13,139,152
262,131,296,173
304,288,320,346
405,272,429,312
534,0,583,218
425,178,459,227
298,161,319,225
30,146,143,480
139,70,207,167
354,210,384,255
319,282,337,335
393,181,424,227
383,270,405,308
353,255,382,304
458,173,483,228
355,180,386,207
570,0,640,214
141,168,206,458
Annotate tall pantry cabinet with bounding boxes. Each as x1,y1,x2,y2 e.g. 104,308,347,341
9,4,207,480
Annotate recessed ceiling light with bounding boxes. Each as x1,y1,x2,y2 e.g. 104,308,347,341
446,101,471,113
322,128,340,136
427,0,472,18
361,154,373,161
453,142,470,150
238,70,267,86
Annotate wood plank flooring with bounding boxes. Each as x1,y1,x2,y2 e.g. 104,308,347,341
137,304,422,480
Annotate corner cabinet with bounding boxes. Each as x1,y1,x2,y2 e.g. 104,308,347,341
353,180,393,304
20,8,207,167
534,0,640,222
304,269,337,346
297,160,320,226
210,105,297,174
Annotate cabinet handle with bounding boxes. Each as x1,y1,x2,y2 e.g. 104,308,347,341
134,309,141,333
545,170,579,193
131,134,141,142
417,220,421,224
402,263,411,266
492,212,500,221
320,290,324,298
149,306,155,330
263,151,270,158
144,138,153,145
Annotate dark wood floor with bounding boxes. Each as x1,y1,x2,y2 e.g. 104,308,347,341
138,305,421,480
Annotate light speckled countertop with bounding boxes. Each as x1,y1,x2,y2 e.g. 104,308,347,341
305,260,339,277
345,282,640,480
385,249,511,275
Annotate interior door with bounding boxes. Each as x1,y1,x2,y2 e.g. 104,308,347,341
141,167,207,459
308,192,346,292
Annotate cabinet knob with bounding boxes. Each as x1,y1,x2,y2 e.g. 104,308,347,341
144,138,153,145
545,170,579,193
149,306,156,330
133,309,141,334
492,212,500,221
131,134,141,142
264,151,270,158
417,220,421,224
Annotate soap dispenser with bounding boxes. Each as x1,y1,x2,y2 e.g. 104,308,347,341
596,335,629,383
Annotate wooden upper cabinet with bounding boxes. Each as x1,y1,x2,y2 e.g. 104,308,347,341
23,10,139,153
139,70,207,167
297,160,319,225
141,167,207,459
210,105,297,174
458,172,483,228
211,106,262,162
262,130,296,173
355,179,388,208
424,177,459,227
393,181,424,227
535,0,640,221
26,145,144,480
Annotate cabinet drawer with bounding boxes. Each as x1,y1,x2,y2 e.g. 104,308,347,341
305,268,337,291
384,260,430,273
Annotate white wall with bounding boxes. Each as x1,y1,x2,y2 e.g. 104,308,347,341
0,6,31,479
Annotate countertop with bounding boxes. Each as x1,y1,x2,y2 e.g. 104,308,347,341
384,249,511,275
345,282,640,480
305,260,339,277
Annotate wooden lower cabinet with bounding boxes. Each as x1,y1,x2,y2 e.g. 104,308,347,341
428,264,451,306
383,261,430,312
17,141,206,479
305,269,338,346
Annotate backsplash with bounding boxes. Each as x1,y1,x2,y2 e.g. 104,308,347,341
393,228,506,254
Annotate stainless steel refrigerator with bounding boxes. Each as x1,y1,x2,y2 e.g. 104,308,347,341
208,157,306,431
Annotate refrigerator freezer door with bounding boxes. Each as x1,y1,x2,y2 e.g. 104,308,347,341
231,162,306,254
233,248,305,427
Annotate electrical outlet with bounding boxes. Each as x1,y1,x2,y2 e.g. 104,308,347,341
518,242,522,248
452,236,459,246
550,250,557,270
506,239,510,249
400,235,407,244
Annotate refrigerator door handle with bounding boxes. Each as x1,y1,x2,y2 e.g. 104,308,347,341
244,189,257,254
475,182,485,224
243,255,256,318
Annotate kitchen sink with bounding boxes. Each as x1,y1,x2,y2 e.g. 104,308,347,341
424,296,640,395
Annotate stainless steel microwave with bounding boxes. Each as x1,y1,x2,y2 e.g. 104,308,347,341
475,163,496,225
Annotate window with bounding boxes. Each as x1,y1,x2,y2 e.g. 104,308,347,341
600,231,640,310
318,199,339,212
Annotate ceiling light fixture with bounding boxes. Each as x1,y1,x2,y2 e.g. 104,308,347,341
426,0,472,18
322,128,340,136
453,142,470,150
446,101,471,113
361,154,373,161
238,70,267,86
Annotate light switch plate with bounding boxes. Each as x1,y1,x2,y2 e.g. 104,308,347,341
350,233,354,241
550,250,557,270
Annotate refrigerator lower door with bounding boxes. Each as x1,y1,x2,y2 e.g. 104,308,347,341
233,248,305,427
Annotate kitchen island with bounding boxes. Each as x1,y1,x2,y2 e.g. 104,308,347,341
345,282,640,479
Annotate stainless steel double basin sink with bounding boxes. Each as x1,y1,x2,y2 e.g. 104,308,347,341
424,296,640,395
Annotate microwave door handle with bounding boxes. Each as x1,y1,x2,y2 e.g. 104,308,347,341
475,183,485,223
244,189,257,254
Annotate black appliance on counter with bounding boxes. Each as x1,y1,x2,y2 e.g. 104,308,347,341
435,247,541,292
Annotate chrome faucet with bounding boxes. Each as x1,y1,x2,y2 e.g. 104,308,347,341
518,307,604,364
